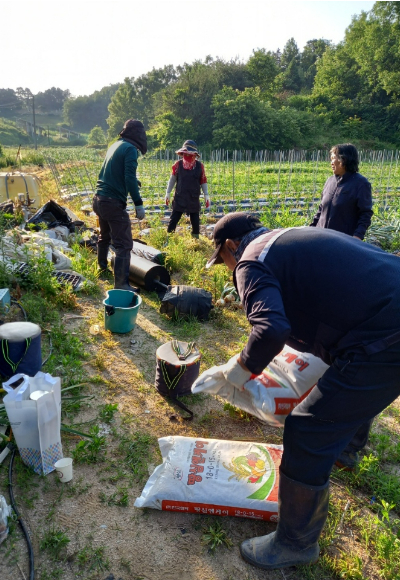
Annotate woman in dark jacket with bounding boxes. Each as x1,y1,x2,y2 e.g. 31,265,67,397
310,143,373,240
165,140,210,238
310,143,374,468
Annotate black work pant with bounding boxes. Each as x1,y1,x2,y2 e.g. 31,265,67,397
280,344,400,486
167,210,200,235
93,195,132,258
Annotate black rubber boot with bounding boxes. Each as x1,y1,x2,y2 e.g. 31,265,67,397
113,256,140,293
240,470,329,570
97,246,111,273
335,419,373,471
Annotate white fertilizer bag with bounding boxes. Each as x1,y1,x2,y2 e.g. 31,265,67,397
192,345,329,427
135,436,282,521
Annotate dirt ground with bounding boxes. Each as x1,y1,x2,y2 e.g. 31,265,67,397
0,284,287,580
1,260,399,580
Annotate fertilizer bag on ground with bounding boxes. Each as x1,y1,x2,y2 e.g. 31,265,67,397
135,436,282,521
192,345,329,427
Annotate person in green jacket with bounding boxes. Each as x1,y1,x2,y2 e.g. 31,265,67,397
93,119,147,291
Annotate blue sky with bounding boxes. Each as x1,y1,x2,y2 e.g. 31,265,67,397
1,0,375,96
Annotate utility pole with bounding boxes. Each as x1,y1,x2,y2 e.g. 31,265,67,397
31,93,37,150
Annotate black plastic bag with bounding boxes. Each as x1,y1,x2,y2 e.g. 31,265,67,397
159,285,213,321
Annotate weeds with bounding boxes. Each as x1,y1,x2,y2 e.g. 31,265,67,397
119,430,157,481
99,486,129,506
336,453,400,508
77,544,110,572
99,403,118,423
72,425,106,463
40,528,70,560
201,521,233,554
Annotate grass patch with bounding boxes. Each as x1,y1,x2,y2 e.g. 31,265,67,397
119,430,158,481
40,528,70,560
77,544,110,573
72,425,107,464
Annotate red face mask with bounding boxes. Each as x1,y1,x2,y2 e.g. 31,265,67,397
182,154,197,169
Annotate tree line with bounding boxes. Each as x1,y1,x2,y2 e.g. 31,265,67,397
1,2,399,150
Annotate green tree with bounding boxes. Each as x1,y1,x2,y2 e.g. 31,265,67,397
162,58,252,144
0,89,21,118
212,86,277,150
35,87,70,112
150,112,193,149
107,66,177,139
64,84,120,132
247,49,279,95
275,38,302,94
88,125,106,146
301,39,331,90
311,2,400,144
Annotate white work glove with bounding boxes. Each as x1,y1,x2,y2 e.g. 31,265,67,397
192,355,252,393
165,191,171,206
192,366,226,394
204,194,210,209
222,355,252,389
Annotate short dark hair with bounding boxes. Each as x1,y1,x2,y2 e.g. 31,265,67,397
330,143,359,173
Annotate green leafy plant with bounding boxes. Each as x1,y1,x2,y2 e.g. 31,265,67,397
72,425,106,463
201,521,233,553
99,403,118,423
77,544,110,572
119,431,157,481
40,528,70,560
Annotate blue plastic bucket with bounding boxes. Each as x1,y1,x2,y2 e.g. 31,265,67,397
103,290,142,334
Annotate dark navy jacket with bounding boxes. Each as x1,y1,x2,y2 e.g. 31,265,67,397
233,228,400,375
310,172,373,239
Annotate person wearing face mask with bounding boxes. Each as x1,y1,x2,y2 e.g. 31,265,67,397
310,143,373,240
93,119,147,291
310,143,374,469
164,140,210,239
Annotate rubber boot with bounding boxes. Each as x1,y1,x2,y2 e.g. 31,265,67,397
191,233,200,239
97,246,111,274
113,256,140,293
335,420,373,471
240,470,329,571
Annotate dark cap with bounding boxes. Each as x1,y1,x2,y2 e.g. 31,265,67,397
206,212,263,268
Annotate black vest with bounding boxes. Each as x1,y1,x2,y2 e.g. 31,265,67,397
172,160,202,213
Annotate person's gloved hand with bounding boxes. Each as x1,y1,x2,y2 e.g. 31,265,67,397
222,355,252,389
137,179,142,188
192,366,226,394
135,205,145,220
193,355,252,393
165,192,170,206
205,194,210,209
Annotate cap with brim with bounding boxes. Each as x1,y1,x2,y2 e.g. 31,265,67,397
206,245,224,268
206,212,263,268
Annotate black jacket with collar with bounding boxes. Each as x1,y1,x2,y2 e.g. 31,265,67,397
310,172,373,239
233,227,400,374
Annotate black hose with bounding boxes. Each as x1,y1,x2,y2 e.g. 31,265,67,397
41,333,53,367
11,299,28,321
8,448,35,580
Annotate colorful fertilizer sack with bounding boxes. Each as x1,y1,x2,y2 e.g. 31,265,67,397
134,436,282,521
192,345,329,427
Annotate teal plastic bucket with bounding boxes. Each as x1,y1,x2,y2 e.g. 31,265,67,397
103,290,142,334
